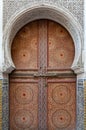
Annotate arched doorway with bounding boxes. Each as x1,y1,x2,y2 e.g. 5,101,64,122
9,20,76,130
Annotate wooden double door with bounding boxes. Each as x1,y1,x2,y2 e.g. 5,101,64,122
10,20,76,130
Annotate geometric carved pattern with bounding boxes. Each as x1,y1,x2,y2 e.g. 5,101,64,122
52,109,71,129
15,86,33,104
18,49,30,63
48,82,76,130
14,109,33,129
38,20,48,129
10,82,38,130
52,85,71,104
12,21,38,69
48,21,75,69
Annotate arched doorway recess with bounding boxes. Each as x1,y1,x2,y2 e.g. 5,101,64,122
10,19,76,130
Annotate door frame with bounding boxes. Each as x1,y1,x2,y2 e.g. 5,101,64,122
2,4,84,130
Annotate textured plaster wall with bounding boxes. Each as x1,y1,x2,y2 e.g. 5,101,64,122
0,1,3,129
3,0,84,29
0,1,3,71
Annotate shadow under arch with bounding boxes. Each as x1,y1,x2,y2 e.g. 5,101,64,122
3,4,82,73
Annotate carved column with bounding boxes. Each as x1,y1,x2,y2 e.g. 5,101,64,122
2,74,9,130
0,74,2,130
76,73,84,130
84,79,86,130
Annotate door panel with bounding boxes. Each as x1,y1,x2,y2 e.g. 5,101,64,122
11,21,38,69
10,20,76,130
48,21,75,69
10,82,38,130
47,81,76,130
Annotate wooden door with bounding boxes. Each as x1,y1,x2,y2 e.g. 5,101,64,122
10,20,76,130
